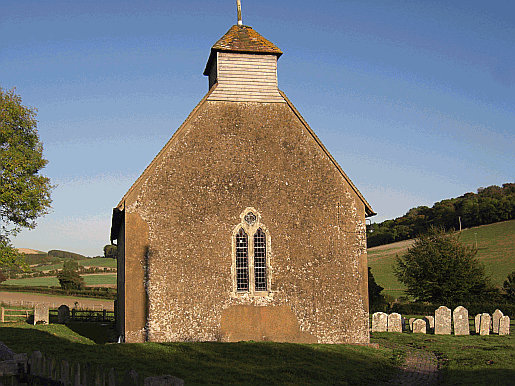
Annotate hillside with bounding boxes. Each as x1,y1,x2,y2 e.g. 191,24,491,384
368,220,515,298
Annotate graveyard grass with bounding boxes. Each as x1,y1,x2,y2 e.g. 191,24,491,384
368,220,515,298
1,321,514,385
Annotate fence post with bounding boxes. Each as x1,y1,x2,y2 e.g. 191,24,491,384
1,307,4,323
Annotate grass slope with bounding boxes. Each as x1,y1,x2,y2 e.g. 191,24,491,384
0,322,513,385
0,322,397,385
368,220,515,298
3,274,117,287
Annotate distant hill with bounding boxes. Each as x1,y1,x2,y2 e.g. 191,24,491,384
367,183,515,248
16,248,45,255
47,250,86,260
368,220,515,298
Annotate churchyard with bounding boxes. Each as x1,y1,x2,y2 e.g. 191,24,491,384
0,304,513,385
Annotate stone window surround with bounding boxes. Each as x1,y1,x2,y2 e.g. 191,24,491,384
231,207,272,297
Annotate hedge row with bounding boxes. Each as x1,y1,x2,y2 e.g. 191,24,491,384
0,285,117,300
380,302,515,318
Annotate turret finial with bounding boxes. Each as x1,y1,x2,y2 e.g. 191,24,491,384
237,0,242,25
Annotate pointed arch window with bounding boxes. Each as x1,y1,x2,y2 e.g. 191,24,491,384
232,208,271,296
235,228,249,291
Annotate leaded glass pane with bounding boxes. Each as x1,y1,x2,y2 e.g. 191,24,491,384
254,228,267,291
236,228,249,291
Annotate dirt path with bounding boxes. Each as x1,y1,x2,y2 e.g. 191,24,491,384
0,291,114,310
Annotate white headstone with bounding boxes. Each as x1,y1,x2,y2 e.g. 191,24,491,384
388,313,402,333
372,312,388,332
492,309,503,334
453,306,469,335
412,319,427,334
480,313,491,336
499,316,510,335
435,306,451,335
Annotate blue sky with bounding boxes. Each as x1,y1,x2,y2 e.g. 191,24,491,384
2,0,514,256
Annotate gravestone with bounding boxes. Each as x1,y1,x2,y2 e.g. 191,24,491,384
124,369,139,386
58,305,70,324
34,304,49,325
453,306,469,335
409,318,416,332
480,313,491,336
387,313,402,332
499,316,510,335
475,314,482,334
423,316,434,333
412,319,426,334
435,306,451,335
372,312,388,332
492,309,503,334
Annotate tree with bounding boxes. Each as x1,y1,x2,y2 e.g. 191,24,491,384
0,87,53,265
502,271,515,303
394,228,493,303
368,267,385,305
57,261,85,290
103,244,117,259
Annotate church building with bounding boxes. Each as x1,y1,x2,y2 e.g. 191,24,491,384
111,8,375,344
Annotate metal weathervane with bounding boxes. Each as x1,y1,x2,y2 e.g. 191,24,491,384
237,0,243,25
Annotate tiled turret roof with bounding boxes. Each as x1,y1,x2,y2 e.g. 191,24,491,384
211,25,282,55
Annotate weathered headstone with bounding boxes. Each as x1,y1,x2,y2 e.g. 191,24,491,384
33,304,49,325
61,359,70,385
409,318,416,332
123,369,139,386
58,304,70,324
108,367,117,386
28,351,42,376
73,362,81,386
480,313,491,336
144,375,185,386
453,306,469,335
499,316,510,335
435,306,451,335
371,312,388,332
0,342,15,361
96,364,106,386
412,319,426,334
423,316,435,333
474,314,481,334
492,309,503,334
387,313,402,332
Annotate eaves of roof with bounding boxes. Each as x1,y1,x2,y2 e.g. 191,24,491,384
204,25,282,76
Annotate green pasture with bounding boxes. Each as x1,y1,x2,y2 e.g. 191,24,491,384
3,274,116,287
0,320,513,385
78,258,117,268
31,257,117,272
368,220,515,298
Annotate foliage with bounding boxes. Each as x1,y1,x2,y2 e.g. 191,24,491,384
0,284,116,299
0,87,53,265
503,271,515,303
56,261,85,290
368,267,385,305
394,228,495,303
0,269,6,283
103,244,117,259
368,183,515,247
47,249,85,260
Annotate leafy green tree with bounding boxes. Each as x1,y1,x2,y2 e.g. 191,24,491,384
502,271,515,303
394,228,493,303
0,87,53,265
368,267,385,305
103,244,117,259
57,261,85,290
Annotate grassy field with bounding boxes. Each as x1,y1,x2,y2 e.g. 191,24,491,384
3,274,117,287
0,321,513,385
78,258,117,268
368,220,515,298
31,257,117,272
